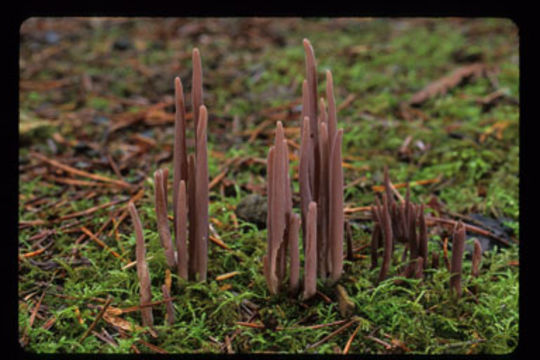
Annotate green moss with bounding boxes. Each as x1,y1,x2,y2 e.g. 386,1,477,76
19,18,518,354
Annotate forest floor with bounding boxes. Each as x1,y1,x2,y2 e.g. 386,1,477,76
18,17,519,354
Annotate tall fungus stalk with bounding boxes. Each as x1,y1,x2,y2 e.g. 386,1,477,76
151,48,210,282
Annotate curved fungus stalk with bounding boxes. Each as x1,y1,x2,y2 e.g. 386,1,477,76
128,202,154,327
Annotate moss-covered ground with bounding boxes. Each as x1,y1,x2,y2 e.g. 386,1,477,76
18,17,519,354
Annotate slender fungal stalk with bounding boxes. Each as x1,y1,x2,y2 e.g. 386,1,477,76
299,115,312,249
194,105,209,281
173,76,188,229
377,194,393,283
187,154,197,279
128,202,153,327
317,120,329,279
154,168,176,269
175,180,188,280
264,121,295,295
418,204,428,269
450,221,466,297
288,213,301,295
328,129,344,284
303,202,318,300
192,48,203,140
471,239,482,278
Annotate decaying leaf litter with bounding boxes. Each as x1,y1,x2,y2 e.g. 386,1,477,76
19,18,518,354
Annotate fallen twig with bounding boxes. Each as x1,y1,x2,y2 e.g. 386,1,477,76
80,297,113,343
306,319,357,350
30,152,133,189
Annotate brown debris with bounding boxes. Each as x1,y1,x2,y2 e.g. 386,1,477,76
407,63,491,106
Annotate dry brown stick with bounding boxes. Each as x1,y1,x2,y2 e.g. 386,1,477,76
306,319,356,350
30,152,132,189
80,226,126,262
425,216,510,247
20,289,47,346
365,334,393,350
235,321,265,329
208,170,227,190
247,119,274,143
302,319,348,330
91,329,118,348
136,339,169,354
56,198,127,222
112,298,178,314
107,188,144,237
80,297,113,343
43,175,118,188
106,153,125,182
344,206,372,214
343,323,362,354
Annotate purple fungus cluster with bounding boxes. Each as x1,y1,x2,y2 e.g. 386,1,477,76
264,39,345,300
